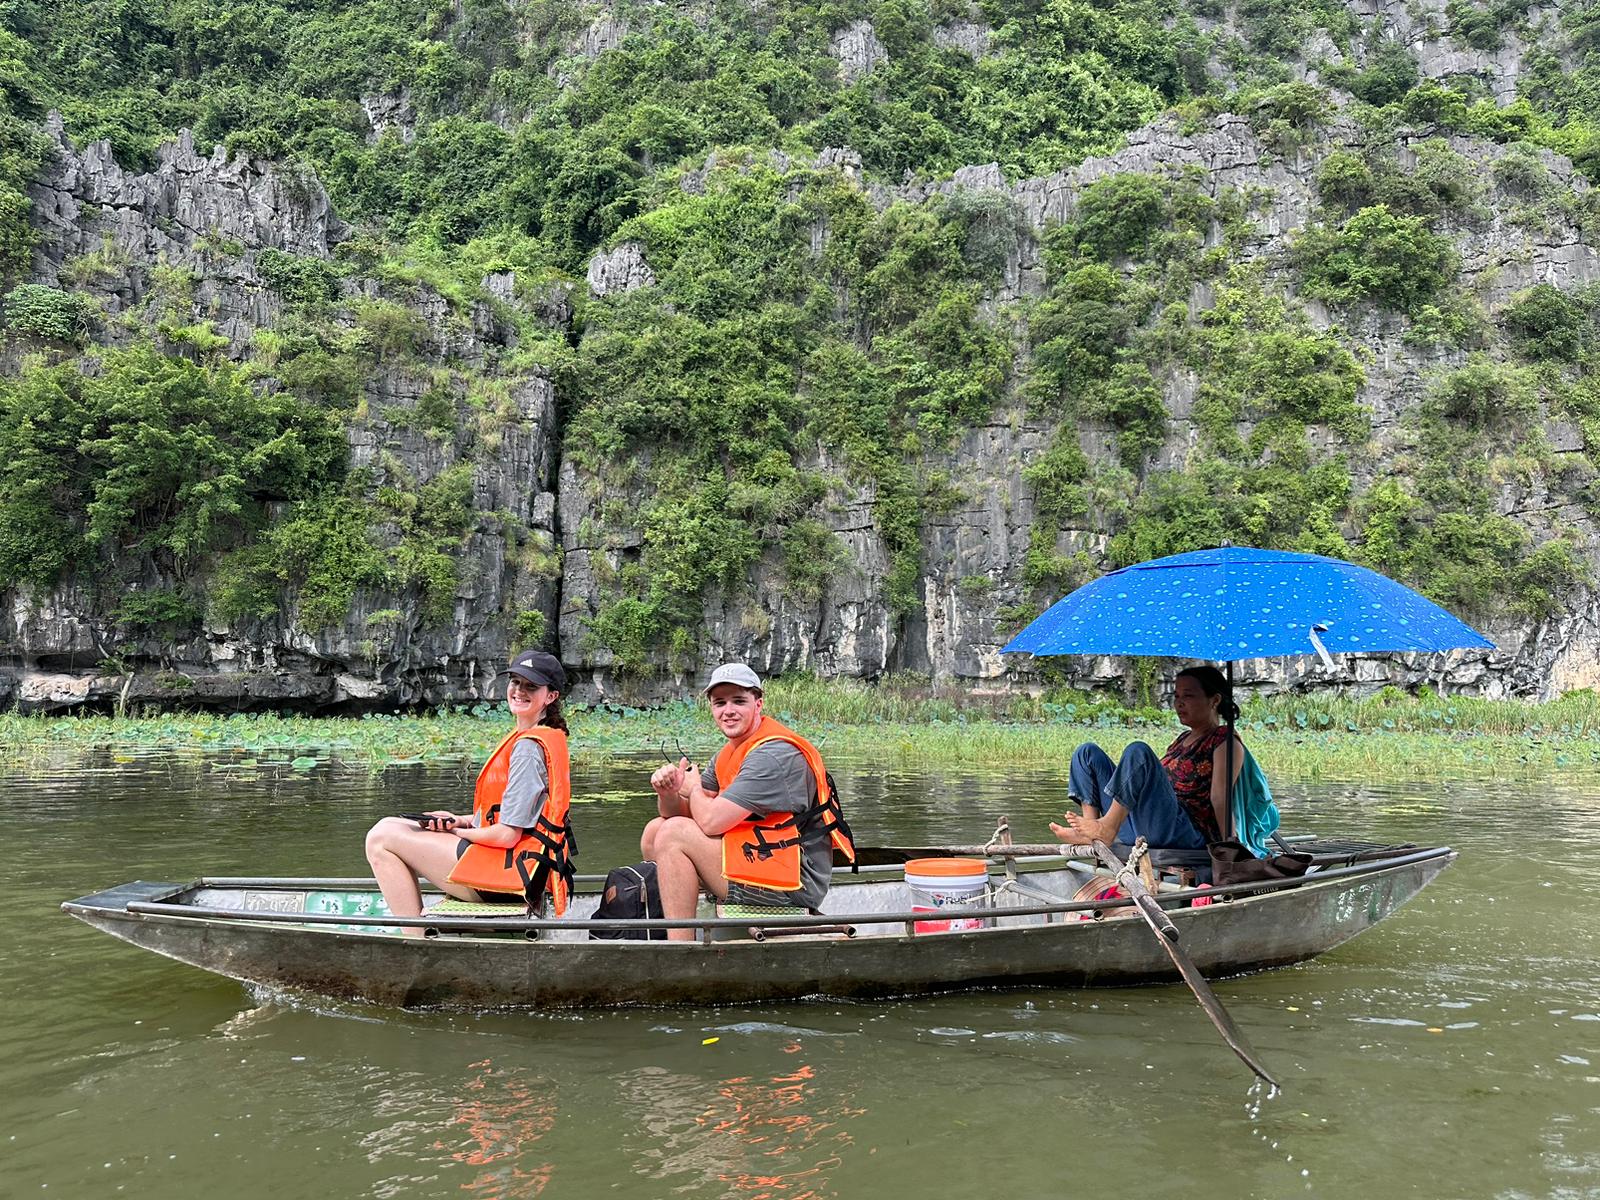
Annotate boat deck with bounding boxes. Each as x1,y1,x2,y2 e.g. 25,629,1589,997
78,836,1425,942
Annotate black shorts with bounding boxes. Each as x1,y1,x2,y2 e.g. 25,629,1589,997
454,838,525,904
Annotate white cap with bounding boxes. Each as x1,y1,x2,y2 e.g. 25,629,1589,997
702,663,762,694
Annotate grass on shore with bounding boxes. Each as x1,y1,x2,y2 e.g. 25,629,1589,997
0,678,1597,782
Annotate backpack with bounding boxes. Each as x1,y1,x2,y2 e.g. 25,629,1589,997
589,861,666,941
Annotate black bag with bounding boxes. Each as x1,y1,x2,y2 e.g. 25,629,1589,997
1208,839,1314,887
590,861,666,941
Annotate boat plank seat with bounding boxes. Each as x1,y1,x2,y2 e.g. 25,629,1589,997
424,897,530,936
709,902,855,943
430,898,525,915
1113,842,1213,886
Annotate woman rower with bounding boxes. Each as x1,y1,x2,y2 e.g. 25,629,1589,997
363,650,575,928
1051,666,1244,850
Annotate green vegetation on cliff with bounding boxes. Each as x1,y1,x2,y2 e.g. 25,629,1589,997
0,0,1225,264
569,168,1016,664
0,346,346,589
2,0,1600,669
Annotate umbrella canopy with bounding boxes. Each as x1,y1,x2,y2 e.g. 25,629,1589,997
1001,546,1494,662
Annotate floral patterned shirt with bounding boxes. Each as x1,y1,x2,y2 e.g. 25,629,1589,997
1161,726,1232,843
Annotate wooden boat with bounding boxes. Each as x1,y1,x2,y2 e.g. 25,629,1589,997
62,837,1453,1010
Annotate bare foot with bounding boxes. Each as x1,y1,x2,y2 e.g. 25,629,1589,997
1050,812,1118,845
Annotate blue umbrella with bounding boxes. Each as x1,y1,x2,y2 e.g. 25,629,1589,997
1000,546,1494,662
1001,545,1494,850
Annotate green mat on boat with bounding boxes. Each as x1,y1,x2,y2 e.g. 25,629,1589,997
716,904,807,919
429,899,526,916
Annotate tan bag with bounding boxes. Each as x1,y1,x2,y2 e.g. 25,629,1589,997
1208,839,1312,886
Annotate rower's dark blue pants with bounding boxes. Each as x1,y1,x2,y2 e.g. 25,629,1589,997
1068,742,1208,849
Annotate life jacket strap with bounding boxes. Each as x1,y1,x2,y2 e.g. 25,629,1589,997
513,815,576,909
802,773,858,869
742,817,804,863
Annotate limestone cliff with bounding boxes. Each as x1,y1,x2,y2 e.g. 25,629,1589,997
561,113,1600,702
3,118,564,711
3,0,1599,710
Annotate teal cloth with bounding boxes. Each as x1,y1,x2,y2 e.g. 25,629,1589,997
1230,748,1280,859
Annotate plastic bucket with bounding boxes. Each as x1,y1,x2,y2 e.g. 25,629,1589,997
905,858,991,934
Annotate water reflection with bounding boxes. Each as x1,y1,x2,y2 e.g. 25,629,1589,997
446,1060,556,1199
625,1056,864,1199
703,1063,861,1199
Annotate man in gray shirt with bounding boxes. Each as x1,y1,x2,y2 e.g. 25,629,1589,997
643,664,838,940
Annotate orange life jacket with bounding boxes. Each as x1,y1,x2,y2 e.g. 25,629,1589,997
447,725,575,915
716,716,855,892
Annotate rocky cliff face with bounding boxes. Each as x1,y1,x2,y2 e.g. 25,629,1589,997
974,115,1600,702
3,119,564,712
559,111,1600,702
5,4,1599,711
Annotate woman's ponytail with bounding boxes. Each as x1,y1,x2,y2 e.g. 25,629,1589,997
539,696,569,733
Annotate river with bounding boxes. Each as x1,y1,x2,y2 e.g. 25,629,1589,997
4,747,1597,1199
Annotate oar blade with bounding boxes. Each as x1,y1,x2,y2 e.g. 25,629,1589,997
1094,839,1281,1090
1155,928,1280,1089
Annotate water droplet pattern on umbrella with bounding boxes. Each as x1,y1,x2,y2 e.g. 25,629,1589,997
1001,547,1495,662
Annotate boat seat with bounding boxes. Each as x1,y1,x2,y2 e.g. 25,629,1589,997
423,897,530,937
718,902,808,919
709,903,855,943
1112,843,1213,885
430,898,526,915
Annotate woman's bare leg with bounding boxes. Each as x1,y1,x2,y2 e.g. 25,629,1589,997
364,818,480,927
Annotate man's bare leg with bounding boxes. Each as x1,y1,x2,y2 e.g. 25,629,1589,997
640,816,665,860
649,816,729,942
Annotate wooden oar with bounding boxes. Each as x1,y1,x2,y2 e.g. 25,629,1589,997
849,838,1279,1085
1092,839,1179,940
1093,838,1280,1089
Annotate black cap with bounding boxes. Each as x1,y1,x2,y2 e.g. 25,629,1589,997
503,649,566,691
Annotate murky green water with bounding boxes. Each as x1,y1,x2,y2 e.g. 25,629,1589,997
4,747,1597,1199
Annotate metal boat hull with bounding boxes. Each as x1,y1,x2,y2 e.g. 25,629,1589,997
63,848,1455,1009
